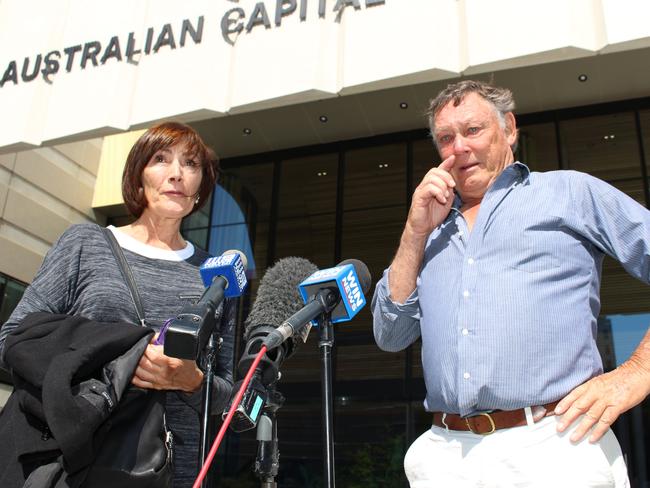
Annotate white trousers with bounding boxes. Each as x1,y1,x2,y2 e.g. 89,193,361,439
404,415,630,488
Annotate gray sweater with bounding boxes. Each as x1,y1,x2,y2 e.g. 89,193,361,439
0,223,235,488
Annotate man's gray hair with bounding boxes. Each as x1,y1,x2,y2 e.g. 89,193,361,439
426,79,515,130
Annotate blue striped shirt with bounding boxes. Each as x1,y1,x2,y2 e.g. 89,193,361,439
372,162,650,417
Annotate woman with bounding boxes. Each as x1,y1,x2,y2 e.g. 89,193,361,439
0,122,234,487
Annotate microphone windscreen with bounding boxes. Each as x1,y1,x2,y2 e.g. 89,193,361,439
244,256,319,342
338,258,372,294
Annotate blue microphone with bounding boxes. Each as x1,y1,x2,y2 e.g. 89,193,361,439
262,259,371,351
200,250,248,299
164,250,248,360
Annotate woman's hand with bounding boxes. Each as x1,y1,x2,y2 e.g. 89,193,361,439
132,341,204,393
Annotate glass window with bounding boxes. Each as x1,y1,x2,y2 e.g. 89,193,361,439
0,275,27,385
344,144,407,211
335,344,406,381
560,113,641,181
181,199,211,250
273,154,339,387
277,334,321,384
211,112,650,487
639,109,650,174
412,138,441,190
335,401,409,486
215,164,274,282
278,154,338,219
340,206,406,342
600,312,650,368
597,312,650,485
600,257,650,317
276,154,338,268
182,198,211,229
516,122,559,172
0,276,26,325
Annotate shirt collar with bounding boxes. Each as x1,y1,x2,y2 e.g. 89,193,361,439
451,161,531,211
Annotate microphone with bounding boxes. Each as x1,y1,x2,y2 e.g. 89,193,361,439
262,259,372,352
224,256,318,432
163,250,248,360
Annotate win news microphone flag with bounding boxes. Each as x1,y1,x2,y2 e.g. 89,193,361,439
262,259,371,352
163,250,248,360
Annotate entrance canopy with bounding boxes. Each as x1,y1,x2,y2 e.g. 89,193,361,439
1,0,650,154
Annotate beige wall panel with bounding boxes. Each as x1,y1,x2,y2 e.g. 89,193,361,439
13,151,94,214
0,183,8,215
93,131,144,209
0,233,46,283
0,383,12,407
0,153,16,171
0,167,10,212
3,189,78,244
54,139,103,176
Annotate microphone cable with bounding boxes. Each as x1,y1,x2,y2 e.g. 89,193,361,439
192,344,268,488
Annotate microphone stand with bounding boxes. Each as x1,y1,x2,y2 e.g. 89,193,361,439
318,312,336,488
198,334,218,488
254,387,285,487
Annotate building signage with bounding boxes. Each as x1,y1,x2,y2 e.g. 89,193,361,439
0,17,205,89
221,0,385,44
0,0,385,89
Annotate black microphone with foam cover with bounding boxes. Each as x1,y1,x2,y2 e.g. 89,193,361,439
237,256,319,385
224,257,318,432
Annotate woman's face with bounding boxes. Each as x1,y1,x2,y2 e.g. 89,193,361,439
140,142,203,221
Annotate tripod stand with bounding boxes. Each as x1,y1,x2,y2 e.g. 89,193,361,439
253,386,285,487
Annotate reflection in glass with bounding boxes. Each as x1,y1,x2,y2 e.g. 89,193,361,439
603,312,650,368
0,277,26,325
639,109,650,174
516,122,558,172
344,144,407,211
208,186,256,274
276,154,337,268
218,164,274,279
560,113,641,181
335,401,408,486
412,138,441,189
278,154,338,218
600,256,650,316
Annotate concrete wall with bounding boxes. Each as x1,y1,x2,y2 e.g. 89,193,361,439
2,0,650,152
0,139,103,283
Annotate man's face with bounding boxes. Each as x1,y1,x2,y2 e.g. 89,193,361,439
432,92,517,202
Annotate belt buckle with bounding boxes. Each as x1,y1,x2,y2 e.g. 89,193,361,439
464,412,496,435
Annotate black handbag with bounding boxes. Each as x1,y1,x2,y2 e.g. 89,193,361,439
82,227,175,488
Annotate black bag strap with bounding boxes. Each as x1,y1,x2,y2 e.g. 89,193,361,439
100,226,146,327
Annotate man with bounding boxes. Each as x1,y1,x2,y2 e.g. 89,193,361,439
372,80,650,487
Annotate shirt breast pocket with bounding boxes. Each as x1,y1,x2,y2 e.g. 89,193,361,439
508,243,561,273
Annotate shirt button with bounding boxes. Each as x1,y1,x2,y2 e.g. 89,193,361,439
463,372,470,379
462,328,469,336
458,231,464,237
463,290,470,298
467,258,474,265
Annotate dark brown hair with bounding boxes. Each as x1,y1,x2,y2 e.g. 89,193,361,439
122,121,219,218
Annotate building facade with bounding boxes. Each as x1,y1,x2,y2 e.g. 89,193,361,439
1,0,649,485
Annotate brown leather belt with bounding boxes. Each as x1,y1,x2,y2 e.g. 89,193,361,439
432,401,559,435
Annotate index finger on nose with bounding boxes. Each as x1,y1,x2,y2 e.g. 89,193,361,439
438,155,456,172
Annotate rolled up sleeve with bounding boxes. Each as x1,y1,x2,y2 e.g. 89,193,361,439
371,268,421,352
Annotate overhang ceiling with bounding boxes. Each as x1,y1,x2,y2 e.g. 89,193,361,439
193,46,650,159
